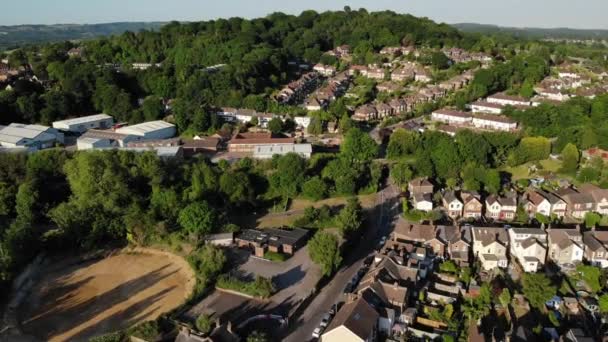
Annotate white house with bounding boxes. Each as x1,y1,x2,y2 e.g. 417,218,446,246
431,109,472,125
293,116,311,129
313,64,336,77
413,193,434,212
508,228,547,273
0,123,64,150
52,114,114,134
470,101,504,114
116,120,176,140
472,113,517,131
442,191,463,219
472,227,509,270
487,92,531,107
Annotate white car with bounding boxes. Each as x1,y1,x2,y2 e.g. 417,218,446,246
312,327,323,338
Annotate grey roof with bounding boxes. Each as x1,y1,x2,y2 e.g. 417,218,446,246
473,227,509,246
0,123,55,143
52,114,112,127
583,231,608,252
253,143,312,156
116,120,175,136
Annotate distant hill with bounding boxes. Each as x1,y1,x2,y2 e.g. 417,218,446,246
453,23,608,40
0,22,166,51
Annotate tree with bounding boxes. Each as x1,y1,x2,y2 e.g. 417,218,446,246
269,153,306,199
430,51,450,70
308,231,342,276
267,117,284,134
177,201,217,240
484,169,501,195
188,244,226,284
337,198,363,239
439,260,458,274
522,273,556,309
390,161,414,187
498,288,511,308
341,128,378,164
560,143,579,174
387,128,419,159
301,177,328,201
339,113,354,134
195,314,212,335
599,293,608,314
307,117,323,135
585,212,602,229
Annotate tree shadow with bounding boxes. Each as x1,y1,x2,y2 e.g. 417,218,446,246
272,265,306,291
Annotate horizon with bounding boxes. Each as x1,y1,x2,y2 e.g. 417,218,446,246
1,0,607,30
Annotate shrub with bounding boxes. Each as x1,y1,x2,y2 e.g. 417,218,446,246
216,275,275,298
196,314,212,335
264,251,288,262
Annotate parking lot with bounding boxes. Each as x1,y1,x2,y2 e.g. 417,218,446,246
186,245,322,325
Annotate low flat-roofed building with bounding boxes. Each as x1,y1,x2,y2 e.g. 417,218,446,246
80,129,140,147
52,114,114,133
116,120,176,140
431,108,472,125
182,137,221,155
228,132,294,153
252,143,312,159
0,123,64,150
76,137,114,150
472,113,518,131
236,228,309,257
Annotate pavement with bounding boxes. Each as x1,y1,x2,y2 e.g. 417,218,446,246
283,182,401,342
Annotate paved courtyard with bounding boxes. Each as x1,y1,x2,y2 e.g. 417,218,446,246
186,245,321,323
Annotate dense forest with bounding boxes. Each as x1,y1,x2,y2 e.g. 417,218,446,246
453,23,608,41
1,9,489,133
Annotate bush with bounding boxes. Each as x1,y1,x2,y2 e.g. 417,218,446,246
293,205,334,229
216,275,275,298
196,314,212,335
264,251,288,262
127,321,161,341
89,332,125,342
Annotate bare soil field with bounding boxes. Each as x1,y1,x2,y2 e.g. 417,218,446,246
17,248,195,342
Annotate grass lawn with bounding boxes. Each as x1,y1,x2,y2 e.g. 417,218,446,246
290,193,377,211
503,158,564,181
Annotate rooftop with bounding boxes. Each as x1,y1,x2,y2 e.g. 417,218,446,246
116,120,175,135
52,114,113,127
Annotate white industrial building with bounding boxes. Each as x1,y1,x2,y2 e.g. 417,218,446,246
115,121,176,140
252,143,312,159
0,123,64,150
76,137,115,150
78,130,140,148
52,114,114,133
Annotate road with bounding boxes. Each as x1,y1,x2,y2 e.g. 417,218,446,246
283,182,401,342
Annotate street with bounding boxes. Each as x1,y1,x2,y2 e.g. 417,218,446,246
283,182,401,341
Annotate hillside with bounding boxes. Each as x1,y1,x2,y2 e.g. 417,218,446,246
0,22,166,51
453,23,608,40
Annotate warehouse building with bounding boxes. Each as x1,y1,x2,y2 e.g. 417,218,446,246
52,114,114,134
76,137,115,150
116,120,176,140
253,143,312,159
0,123,64,150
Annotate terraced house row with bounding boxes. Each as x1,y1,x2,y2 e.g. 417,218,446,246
407,177,608,222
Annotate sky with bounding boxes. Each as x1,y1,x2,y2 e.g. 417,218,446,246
2,0,607,29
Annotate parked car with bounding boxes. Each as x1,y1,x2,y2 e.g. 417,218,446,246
328,304,338,316
320,313,332,327
379,236,387,246
312,327,323,338
344,281,353,293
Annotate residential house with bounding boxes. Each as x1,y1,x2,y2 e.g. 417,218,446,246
583,229,608,268
462,192,483,219
322,296,378,342
367,68,386,80
408,177,434,195
471,101,504,115
305,97,325,111
431,109,472,126
413,193,433,212
375,103,393,118
579,184,608,215
376,82,400,94
313,64,336,77
414,68,432,83
508,228,547,272
487,92,531,107
335,45,351,56
472,113,518,131
523,190,552,217
559,189,595,219
547,228,584,268
447,225,472,267
356,257,413,310
472,227,509,270
442,191,463,219
391,68,414,82
485,194,517,221
352,104,378,122
388,98,407,114
539,190,568,218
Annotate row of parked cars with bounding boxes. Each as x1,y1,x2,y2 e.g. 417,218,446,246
312,304,338,338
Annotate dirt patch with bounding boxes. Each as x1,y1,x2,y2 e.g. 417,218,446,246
17,248,195,342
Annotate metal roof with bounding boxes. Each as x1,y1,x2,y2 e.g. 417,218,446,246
0,124,54,142
116,120,175,136
53,114,112,127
